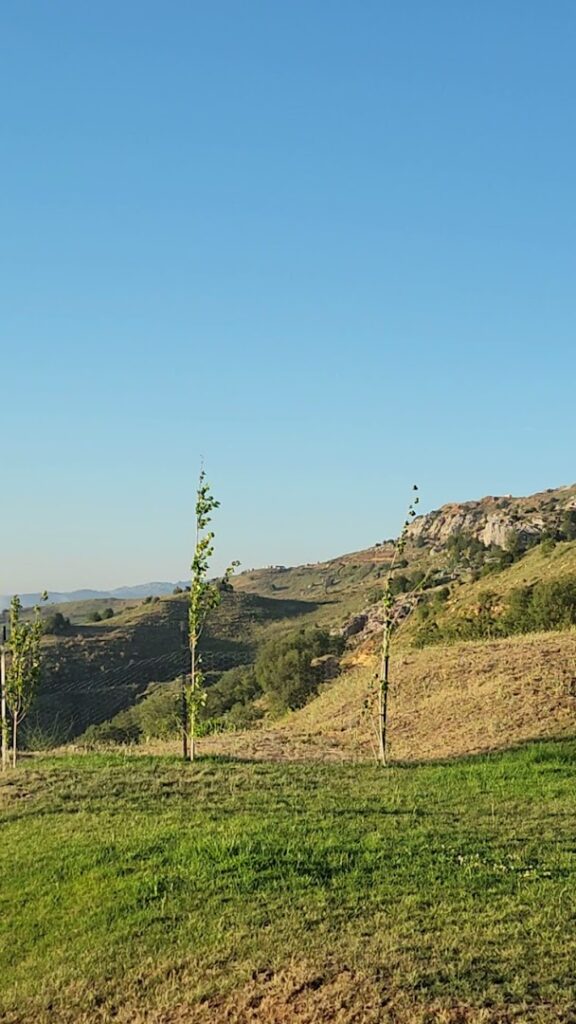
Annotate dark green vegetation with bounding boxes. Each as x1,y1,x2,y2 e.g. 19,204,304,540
42,611,71,635
255,627,344,713
415,574,576,647
1,743,576,1023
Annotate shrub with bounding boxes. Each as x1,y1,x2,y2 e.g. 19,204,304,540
389,574,411,596
136,684,181,739
539,536,556,556
203,666,260,720
560,510,576,542
43,611,70,635
22,714,70,750
225,701,264,730
256,627,343,714
446,532,488,568
82,709,140,745
528,579,576,631
414,575,576,647
413,620,442,648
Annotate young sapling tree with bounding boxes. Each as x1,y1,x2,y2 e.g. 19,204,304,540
376,487,424,765
186,470,238,761
5,594,47,767
1,623,7,772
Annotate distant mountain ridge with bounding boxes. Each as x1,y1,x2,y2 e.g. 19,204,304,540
0,582,188,611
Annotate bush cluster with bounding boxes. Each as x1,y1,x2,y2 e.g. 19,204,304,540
255,627,344,714
414,576,576,647
43,611,71,635
81,682,181,746
90,607,115,623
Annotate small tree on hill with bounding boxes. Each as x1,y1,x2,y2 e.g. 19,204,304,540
375,487,423,766
186,469,238,761
5,594,47,767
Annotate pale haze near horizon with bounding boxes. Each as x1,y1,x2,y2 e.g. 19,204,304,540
2,2,575,594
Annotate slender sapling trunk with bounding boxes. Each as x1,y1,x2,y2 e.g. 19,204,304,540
374,486,420,767
12,715,18,769
1,638,7,772
378,623,391,765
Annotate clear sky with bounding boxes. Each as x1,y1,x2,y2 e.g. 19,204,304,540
2,1,575,593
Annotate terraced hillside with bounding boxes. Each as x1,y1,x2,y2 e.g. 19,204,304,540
34,591,323,741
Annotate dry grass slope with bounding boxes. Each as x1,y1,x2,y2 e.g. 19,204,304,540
201,631,576,764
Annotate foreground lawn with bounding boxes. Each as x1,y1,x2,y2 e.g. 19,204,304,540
1,744,576,1022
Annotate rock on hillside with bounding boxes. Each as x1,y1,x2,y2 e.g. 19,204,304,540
407,484,576,550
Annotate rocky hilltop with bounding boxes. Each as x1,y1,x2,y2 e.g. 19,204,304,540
407,483,576,550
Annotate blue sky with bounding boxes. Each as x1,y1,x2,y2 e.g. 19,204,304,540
2,1,575,592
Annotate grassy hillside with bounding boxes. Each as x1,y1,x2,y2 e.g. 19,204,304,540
45,596,141,623
193,537,576,767
200,628,576,763
2,744,576,1023
31,536,576,749
423,538,576,619
399,539,576,649
33,590,326,742
233,541,443,619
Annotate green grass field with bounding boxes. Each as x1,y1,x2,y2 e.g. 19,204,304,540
1,743,576,1022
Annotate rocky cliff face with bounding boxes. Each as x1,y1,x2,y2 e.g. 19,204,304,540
407,484,576,550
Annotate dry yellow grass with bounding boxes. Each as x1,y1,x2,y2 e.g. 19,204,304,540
112,962,553,1024
8,957,561,1024
200,630,576,764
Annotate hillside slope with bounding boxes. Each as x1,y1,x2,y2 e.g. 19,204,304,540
36,591,322,740
201,629,576,763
